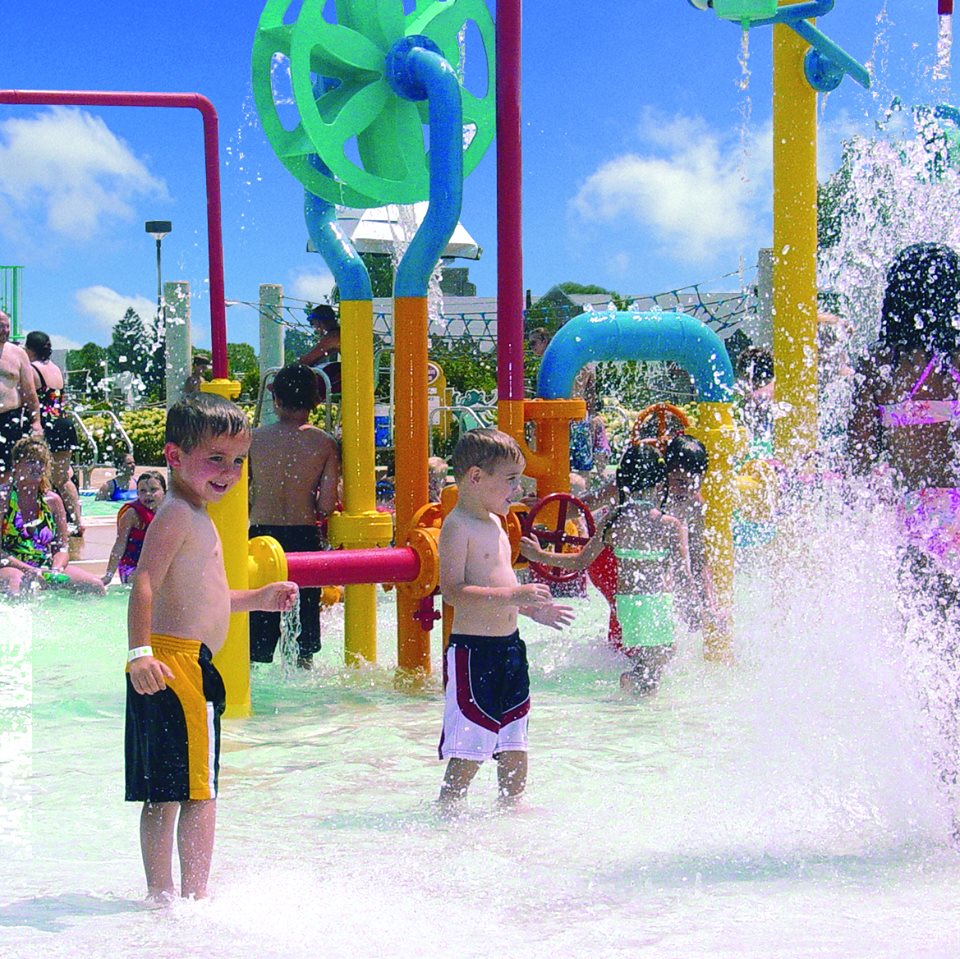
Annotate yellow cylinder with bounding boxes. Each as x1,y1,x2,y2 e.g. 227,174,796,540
772,11,819,465
201,378,251,717
334,298,392,665
688,402,737,664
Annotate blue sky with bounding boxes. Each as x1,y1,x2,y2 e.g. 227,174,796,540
0,1,953,351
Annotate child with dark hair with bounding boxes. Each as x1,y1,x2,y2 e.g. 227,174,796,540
522,443,691,693
848,242,960,570
663,435,723,630
299,304,342,398
250,363,339,669
102,470,167,585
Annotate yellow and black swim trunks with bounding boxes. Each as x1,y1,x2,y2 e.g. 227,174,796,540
125,634,226,803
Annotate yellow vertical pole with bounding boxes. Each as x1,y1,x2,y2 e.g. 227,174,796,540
327,298,392,666
691,403,736,664
202,377,250,718
394,296,431,677
772,9,819,466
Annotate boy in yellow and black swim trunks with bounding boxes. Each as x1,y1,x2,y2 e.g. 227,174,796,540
125,393,297,901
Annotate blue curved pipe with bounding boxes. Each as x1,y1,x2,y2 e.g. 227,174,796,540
391,45,464,298
536,311,734,404
304,156,372,303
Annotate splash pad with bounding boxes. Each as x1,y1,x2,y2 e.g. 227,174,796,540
4,2,960,955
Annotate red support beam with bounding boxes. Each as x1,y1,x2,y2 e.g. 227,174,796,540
0,89,229,378
285,547,420,589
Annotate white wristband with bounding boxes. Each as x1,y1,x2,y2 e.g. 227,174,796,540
127,646,154,663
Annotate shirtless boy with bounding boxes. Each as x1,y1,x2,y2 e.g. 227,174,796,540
437,429,574,809
249,363,339,668
0,311,42,480
125,393,297,900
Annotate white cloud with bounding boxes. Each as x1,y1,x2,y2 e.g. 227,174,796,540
74,285,157,334
49,334,83,351
0,107,165,243
571,110,772,263
288,267,335,305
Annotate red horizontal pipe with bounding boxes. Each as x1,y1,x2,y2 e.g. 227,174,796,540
0,89,228,379
285,547,420,589
941,1,953,16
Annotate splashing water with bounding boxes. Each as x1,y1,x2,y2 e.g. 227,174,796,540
818,109,960,356
934,12,953,84
277,592,302,678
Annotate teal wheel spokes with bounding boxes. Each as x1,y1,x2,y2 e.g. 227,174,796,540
252,0,495,208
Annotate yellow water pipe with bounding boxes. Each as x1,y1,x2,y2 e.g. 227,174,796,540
201,377,251,718
772,8,819,465
688,402,737,664
326,298,393,666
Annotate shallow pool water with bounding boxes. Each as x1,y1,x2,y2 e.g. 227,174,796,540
3,497,960,958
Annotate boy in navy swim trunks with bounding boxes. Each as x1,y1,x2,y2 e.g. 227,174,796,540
125,394,297,901
437,429,574,810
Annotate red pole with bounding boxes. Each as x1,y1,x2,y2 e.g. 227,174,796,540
286,547,420,589
940,1,953,16
496,0,525,403
0,90,229,379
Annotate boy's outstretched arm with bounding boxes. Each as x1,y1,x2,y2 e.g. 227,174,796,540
440,519,552,608
231,581,299,613
520,603,575,630
519,523,607,573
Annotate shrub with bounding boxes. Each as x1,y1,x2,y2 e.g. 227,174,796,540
120,407,168,465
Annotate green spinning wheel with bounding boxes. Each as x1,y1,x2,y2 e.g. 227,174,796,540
252,0,496,208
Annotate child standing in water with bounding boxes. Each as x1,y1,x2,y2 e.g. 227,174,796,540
663,435,724,631
437,429,573,810
101,470,166,585
125,394,297,901
522,444,690,693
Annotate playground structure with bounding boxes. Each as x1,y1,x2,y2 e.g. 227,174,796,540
0,1,875,715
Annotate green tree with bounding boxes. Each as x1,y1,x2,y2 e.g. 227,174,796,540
142,315,166,403
227,341,260,399
284,326,313,360
66,341,108,401
108,308,150,376
227,342,258,374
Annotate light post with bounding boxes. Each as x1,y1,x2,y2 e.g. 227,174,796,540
144,220,172,328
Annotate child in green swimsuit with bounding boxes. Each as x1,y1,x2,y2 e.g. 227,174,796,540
521,444,691,693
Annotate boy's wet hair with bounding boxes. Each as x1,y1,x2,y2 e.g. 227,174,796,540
136,469,167,492
664,435,708,476
272,363,319,411
450,428,524,480
878,242,960,359
616,443,667,502
165,393,251,453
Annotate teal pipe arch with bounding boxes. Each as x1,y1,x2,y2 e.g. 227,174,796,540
536,310,734,403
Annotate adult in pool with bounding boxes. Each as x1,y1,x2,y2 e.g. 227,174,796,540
24,330,83,534
0,435,105,596
97,451,138,501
